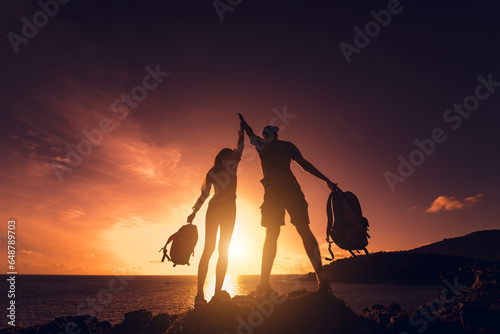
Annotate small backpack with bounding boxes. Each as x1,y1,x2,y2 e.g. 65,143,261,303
326,187,370,260
160,223,198,266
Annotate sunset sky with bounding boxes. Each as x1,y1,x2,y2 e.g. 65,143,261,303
1,0,499,276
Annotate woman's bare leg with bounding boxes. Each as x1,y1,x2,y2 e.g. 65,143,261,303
197,216,218,298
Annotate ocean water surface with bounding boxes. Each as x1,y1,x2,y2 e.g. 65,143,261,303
0,275,442,328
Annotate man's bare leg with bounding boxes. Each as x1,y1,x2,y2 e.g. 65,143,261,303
260,225,281,285
295,224,329,288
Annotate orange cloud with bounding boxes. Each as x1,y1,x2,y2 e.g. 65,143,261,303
425,194,484,213
20,250,44,257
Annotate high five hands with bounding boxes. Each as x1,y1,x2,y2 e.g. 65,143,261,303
237,113,246,133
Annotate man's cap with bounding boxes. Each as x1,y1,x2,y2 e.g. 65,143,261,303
263,125,279,135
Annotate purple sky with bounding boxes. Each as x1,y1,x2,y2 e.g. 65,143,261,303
0,0,499,275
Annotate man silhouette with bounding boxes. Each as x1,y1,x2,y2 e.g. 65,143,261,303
238,114,336,299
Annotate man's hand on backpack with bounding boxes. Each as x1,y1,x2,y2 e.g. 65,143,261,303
326,180,337,192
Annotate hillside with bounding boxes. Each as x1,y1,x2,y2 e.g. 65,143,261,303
321,252,491,284
314,230,500,284
407,230,500,262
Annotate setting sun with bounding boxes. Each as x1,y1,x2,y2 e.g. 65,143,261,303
229,241,246,259
225,200,264,275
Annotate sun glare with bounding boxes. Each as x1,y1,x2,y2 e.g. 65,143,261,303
226,200,264,274
203,275,248,300
229,241,246,259
228,220,250,264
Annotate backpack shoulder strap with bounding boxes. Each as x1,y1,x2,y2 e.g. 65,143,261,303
325,187,345,262
159,233,176,263
325,191,335,261
326,192,334,240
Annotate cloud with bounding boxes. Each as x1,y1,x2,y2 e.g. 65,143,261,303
425,194,484,213
21,262,39,268
65,209,87,219
20,250,44,257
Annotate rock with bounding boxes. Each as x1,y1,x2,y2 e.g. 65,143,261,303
440,267,476,288
361,267,500,334
0,315,111,334
112,309,152,333
146,314,172,334
370,304,387,311
287,289,309,298
388,303,401,313
297,272,317,282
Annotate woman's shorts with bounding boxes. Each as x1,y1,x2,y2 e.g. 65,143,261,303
206,199,236,226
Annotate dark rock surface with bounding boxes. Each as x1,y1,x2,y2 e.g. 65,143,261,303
1,268,498,334
362,267,500,334
0,315,112,334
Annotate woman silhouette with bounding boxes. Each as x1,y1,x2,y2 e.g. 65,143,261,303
188,126,244,307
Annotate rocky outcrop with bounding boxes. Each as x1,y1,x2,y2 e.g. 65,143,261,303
362,267,500,333
0,315,112,334
168,289,379,334
2,268,498,334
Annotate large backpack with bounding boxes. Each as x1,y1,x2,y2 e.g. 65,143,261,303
160,223,198,266
326,187,370,260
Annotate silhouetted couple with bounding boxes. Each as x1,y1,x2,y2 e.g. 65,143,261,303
189,114,336,307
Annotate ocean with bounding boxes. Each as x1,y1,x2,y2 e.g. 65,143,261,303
1,275,442,329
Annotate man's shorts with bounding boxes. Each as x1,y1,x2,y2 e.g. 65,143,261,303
260,183,310,228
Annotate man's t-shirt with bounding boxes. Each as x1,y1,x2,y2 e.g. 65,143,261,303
250,137,301,186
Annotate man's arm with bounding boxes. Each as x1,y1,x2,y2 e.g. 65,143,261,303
292,146,337,190
237,113,257,140
237,113,265,151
